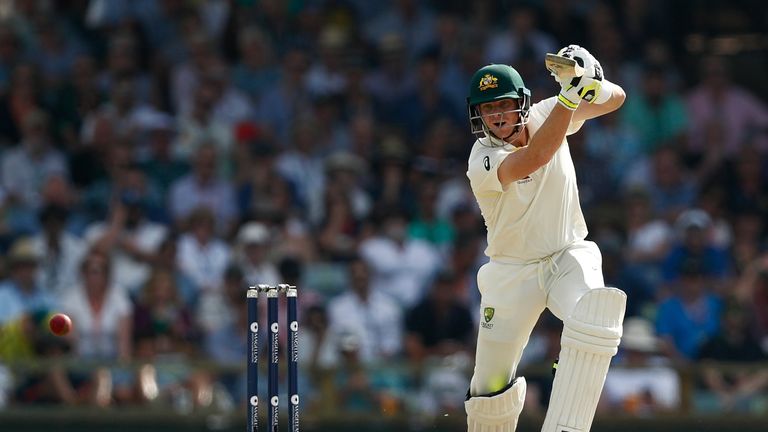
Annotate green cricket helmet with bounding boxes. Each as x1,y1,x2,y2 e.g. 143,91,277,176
467,64,531,142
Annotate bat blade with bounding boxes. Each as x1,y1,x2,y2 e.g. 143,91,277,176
545,53,585,79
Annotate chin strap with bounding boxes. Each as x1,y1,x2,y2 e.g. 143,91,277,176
484,123,525,147
503,125,524,143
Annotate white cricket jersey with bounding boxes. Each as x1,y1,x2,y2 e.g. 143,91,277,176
466,97,587,262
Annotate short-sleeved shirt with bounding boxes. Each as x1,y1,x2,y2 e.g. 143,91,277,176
61,283,132,360
466,97,586,262
655,294,722,359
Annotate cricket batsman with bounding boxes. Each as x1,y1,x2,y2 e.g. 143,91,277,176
463,45,627,432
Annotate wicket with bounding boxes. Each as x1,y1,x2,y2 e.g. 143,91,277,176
247,284,299,432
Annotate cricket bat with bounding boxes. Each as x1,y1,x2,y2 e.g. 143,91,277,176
545,53,585,80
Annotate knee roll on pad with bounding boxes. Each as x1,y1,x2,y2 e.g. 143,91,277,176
466,377,526,432
561,287,625,355
542,287,626,432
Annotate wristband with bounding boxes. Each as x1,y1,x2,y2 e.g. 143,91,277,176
557,90,580,110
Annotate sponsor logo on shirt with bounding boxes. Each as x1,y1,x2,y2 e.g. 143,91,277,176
517,176,532,184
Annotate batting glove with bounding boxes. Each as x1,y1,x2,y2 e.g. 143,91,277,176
554,45,606,109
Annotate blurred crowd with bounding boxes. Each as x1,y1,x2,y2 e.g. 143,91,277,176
0,0,767,420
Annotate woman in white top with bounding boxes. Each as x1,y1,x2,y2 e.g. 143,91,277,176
61,250,133,405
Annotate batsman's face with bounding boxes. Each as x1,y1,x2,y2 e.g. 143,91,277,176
479,99,520,138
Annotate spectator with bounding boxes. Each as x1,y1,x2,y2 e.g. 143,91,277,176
447,231,485,311
195,63,254,141
69,115,116,190
236,140,295,221
79,141,142,222
327,256,403,364
1,110,68,210
170,34,219,116
317,151,369,226
234,222,280,286
29,17,84,87
137,111,188,196
154,234,199,308
297,304,339,414
316,187,361,262
407,176,455,254
132,268,209,407
696,298,768,413
656,257,723,361
485,6,557,68
721,146,768,218
169,145,238,233
81,76,159,145
368,136,416,216
84,170,168,297
60,250,133,406
174,77,234,163
332,332,382,414
363,0,437,61
132,268,200,357
304,27,349,98
620,63,688,154
254,48,311,143
0,238,56,322
201,265,248,403
584,106,643,185
331,331,407,417
30,204,87,294
275,117,327,220
176,207,231,295
201,265,246,358
734,254,768,351
309,97,355,162
61,249,132,361
728,209,765,274
623,146,697,220
661,209,730,285
601,317,680,415
298,304,339,373
396,50,463,140
0,26,22,93
231,26,279,103
363,34,416,124
0,63,47,145
621,189,673,309
359,209,440,308
404,271,474,364
323,152,370,222
50,55,103,150
0,308,76,405
686,56,768,158
96,34,153,104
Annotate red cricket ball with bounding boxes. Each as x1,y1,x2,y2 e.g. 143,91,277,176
49,313,72,336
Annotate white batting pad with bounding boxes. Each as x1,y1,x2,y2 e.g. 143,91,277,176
542,288,626,432
466,377,527,432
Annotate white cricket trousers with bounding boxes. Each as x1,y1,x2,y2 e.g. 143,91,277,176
469,240,605,396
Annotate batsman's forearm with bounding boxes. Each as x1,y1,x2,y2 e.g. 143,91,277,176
597,79,625,109
498,103,573,186
573,81,625,122
498,100,575,184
